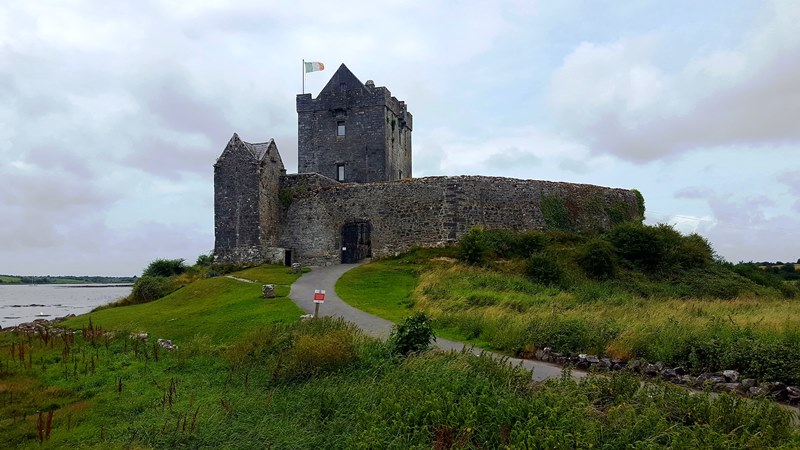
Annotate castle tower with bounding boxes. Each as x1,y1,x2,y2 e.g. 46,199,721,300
296,64,412,183
213,134,285,263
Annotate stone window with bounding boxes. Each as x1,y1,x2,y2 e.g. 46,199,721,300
337,164,345,181
337,121,345,136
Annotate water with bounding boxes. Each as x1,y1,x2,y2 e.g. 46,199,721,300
0,284,132,329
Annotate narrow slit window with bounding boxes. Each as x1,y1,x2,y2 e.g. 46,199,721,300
337,121,345,136
337,164,345,181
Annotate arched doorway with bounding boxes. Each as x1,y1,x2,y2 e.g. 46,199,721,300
341,221,371,263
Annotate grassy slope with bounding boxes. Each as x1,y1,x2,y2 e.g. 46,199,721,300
2,264,799,448
61,265,304,344
336,252,800,384
335,263,418,322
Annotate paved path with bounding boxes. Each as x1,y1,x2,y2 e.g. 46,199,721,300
288,263,583,381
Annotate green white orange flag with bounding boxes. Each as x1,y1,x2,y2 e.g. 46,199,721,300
304,61,324,73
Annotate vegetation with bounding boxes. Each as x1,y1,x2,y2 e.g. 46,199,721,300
64,265,304,343
142,258,187,278
336,225,800,385
388,312,436,355
1,317,797,448
2,252,798,447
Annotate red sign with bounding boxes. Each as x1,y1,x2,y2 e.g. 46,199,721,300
313,289,326,303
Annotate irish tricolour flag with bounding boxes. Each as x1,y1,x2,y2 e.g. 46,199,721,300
304,61,324,73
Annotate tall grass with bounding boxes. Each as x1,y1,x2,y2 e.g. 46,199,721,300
2,319,796,448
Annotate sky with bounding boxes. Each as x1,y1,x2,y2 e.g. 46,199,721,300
1,0,799,276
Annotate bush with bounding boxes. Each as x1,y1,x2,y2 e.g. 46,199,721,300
389,312,436,355
676,233,714,269
525,253,563,286
607,223,667,271
129,276,177,303
515,231,548,258
577,239,616,279
631,188,645,219
196,253,214,267
142,258,187,277
459,227,488,265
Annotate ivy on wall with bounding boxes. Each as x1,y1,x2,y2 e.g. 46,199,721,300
541,196,572,231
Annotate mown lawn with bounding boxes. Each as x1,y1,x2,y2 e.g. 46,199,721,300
335,263,418,323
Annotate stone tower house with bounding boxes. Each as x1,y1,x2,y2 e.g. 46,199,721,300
296,64,412,183
213,64,643,266
213,134,285,263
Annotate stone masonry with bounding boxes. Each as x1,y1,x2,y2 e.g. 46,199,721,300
277,174,640,266
214,64,642,266
297,64,412,183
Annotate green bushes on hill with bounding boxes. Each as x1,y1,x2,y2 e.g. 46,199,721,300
142,258,187,277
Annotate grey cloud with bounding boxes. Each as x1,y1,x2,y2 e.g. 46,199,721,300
557,158,589,174
778,170,800,195
674,186,712,199
550,4,800,163
487,148,542,170
141,75,234,141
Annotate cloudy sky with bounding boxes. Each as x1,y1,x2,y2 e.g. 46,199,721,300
1,0,799,276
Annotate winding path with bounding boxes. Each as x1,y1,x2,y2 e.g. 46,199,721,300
288,263,583,381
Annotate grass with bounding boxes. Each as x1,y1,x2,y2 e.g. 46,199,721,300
336,249,800,385
1,318,797,448
335,263,419,322
61,265,305,344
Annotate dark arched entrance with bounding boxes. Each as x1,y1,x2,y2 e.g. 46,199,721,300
341,221,371,263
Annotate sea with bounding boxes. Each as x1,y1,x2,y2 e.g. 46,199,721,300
0,284,133,329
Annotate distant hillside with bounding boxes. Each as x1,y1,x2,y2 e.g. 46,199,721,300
0,275,135,284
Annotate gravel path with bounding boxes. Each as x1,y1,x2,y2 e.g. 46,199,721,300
288,263,583,381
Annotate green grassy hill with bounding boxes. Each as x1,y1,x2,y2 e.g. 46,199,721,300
336,227,800,386
62,265,304,344
1,260,799,448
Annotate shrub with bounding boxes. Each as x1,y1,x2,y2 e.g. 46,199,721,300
129,276,177,303
142,258,187,277
631,188,645,219
525,253,563,286
459,227,488,265
483,229,516,258
607,222,666,271
389,312,436,355
515,231,547,258
577,239,616,279
195,253,214,267
676,233,714,269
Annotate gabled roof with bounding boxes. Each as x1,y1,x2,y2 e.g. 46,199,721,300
216,133,282,167
319,63,366,95
242,140,273,161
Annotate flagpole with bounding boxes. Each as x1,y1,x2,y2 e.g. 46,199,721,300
302,59,305,94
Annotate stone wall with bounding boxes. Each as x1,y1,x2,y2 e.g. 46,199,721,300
257,141,286,247
296,64,411,184
278,176,641,266
214,136,263,263
214,135,286,264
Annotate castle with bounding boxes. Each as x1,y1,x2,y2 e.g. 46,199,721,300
214,64,642,266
